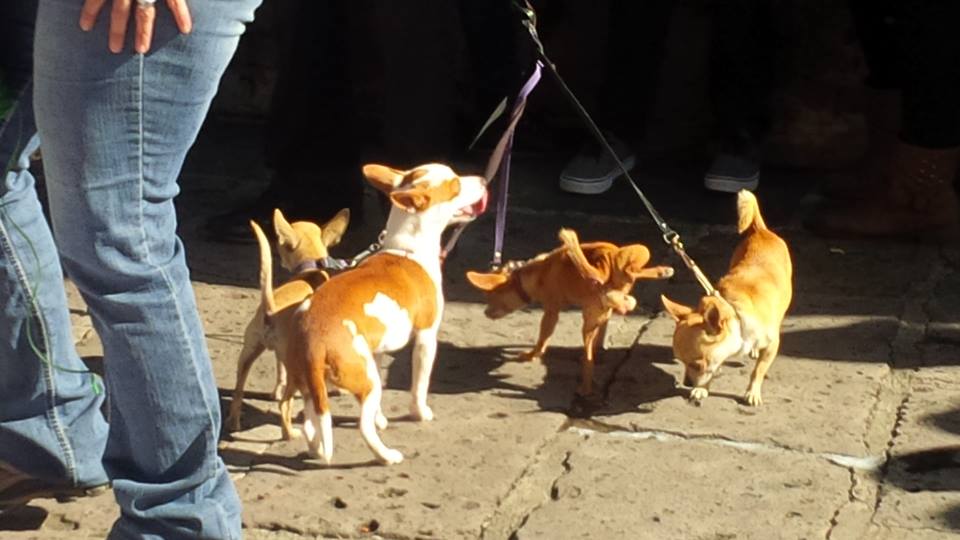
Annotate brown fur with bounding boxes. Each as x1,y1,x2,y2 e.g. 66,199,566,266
226,208,349,439
661,191,792,406
467,228,673,396
280,163,488,465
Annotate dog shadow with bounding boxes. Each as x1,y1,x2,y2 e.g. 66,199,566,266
381,341,680,419
218,445,383,474
873,405,960,532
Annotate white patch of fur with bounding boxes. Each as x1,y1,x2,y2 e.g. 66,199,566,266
361,356,403,464
302,406,323,459
410,327,438,421
296,298,312,315
341,320,402,464
342,319,370,360
693,319,744,388
363,293,414,352
379,170,486,270
319,410,333,463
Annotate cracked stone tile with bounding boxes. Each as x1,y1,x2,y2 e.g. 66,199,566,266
234,385,567,540
513,430,850,540
872,382,960,534
599,297,896,457
864,524,960,540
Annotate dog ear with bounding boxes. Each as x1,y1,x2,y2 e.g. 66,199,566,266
321,208,351,248
273,209,300,250
660,294,693,321
363,164,406,194
615,245,652,279
702,299,725,336
390,187,431,213
466,271,509,291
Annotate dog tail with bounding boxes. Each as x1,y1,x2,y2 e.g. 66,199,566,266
736,190,768,234
251,220,280,316
558,228,605,284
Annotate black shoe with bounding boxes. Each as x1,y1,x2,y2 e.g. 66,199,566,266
0,466,110,509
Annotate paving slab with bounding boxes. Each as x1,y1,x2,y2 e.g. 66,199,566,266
871,370,960,535
232,387,567,539
513,430,851,540
599,302,896,458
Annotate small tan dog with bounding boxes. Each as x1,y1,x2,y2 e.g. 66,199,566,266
660,190,792,406
226,208,349,439
283,163,488,465
467,229,674,396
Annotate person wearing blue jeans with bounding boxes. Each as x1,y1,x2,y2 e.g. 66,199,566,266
1,0,261,537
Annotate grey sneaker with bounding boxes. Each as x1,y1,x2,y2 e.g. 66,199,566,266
704,153,760,192
559,135,636,195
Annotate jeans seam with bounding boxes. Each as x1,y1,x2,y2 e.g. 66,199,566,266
134,54,220,471
0,172,78,485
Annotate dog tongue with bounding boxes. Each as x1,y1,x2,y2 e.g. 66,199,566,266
470,189,489,216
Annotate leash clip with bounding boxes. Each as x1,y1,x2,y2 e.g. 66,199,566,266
662,230,681,248
347,230,387,268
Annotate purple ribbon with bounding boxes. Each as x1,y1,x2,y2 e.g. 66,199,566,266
485,61,542,266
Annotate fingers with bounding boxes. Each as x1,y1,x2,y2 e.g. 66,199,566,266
79,0,108,31
109,0,132,53
82,0,192,54
167,0,193,34
134,4,156,54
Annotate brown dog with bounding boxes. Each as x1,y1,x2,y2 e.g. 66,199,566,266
282,163,487,464
467,229,674,396
661,190,792,406
226,208,349,439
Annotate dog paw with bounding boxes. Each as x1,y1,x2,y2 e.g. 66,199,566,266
225,415,241,433
380,448,404,465
282,427,303,441
411,404,434,422
744,389,763,407
518,350,542,362
690,387,709,401
376,411,389,430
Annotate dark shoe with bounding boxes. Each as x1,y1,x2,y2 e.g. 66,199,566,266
559,134,636,195
0,466,110,509
806,143,960,241
704,152,760,193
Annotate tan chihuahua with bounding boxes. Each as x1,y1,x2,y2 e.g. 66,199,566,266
226,208,349,438
661,190,792,406
467,229,674,396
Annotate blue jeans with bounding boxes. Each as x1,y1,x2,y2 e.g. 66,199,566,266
1,0,261,537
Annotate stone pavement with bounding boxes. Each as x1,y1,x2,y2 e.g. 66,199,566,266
2,128,960,539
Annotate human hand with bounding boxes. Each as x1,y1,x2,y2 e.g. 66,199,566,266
80,0,192,54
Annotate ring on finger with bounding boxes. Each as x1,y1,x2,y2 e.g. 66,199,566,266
136,0,156,8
